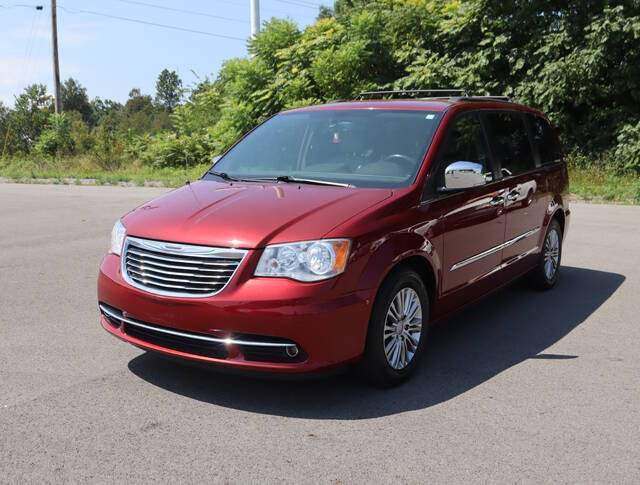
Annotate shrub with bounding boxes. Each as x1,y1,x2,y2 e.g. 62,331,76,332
129,130,219,169
67,111,95,153
615,121,640,174
91,123,125,170
33,113,74,157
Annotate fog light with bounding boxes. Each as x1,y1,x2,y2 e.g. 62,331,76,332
286,345,299,358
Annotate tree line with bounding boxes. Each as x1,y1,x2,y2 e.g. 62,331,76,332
1,0,639,172
0,68,183,168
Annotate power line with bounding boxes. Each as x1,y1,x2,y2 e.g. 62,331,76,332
2,2,321,46
110,0,247,24
57,5,246,41
271,0,320,10
0,3,43,8
20,6,41,85
1,3,43,156
7,5,38,105
8,3,43,95
109,0,320,24
174,0,246,7
277,0,326,7
260,8,318,22
24,10,47,86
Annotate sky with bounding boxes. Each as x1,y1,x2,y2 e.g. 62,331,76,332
0,0,327,107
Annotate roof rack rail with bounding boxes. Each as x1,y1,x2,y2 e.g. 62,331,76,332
355,89,470,100
354,90,512,103
461,95,511,102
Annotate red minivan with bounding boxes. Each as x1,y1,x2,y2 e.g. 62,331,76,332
98,91,570,385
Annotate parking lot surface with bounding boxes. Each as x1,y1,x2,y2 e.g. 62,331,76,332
1,183,639,483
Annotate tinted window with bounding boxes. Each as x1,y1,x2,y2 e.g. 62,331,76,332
528,114,562,164
483,111,535,177
208,110,442,188
435,113,491,187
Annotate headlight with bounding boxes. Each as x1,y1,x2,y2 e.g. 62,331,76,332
255,239,351,282
109,219,126,256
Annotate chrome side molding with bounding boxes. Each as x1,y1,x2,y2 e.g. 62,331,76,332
451,227,540,271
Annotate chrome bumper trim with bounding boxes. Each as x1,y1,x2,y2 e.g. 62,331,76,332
99,304,296,348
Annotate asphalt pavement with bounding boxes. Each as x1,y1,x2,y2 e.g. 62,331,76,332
1,183,638,483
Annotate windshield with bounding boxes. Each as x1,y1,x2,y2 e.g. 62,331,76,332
205,109,443,188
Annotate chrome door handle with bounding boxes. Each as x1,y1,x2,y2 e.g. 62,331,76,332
507,189,520,201
489,196,504,206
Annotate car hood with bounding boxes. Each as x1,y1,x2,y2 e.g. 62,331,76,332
122,180,392,249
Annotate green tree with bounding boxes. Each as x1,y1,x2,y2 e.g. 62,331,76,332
0,102,7,124
155,69,183,111
125,0,640,170
317,5,333,20
334,0,359,17
0,101,9,156
248,18,301,70
125,88,153,116
188,75,215,102
61,78,93,125
122,88,171,134
9,84,53,154
91,97,123,125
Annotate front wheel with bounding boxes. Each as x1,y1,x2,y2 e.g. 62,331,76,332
360,268,429,386
531,219,563,290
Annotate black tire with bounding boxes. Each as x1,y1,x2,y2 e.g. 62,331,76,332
531,218,563,290
359,268,429,387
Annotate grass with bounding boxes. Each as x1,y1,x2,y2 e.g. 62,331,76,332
0,156,209,187
568,164,640,204
1,155,639,204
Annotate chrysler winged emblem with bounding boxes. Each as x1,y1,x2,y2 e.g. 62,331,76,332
163,243,185,251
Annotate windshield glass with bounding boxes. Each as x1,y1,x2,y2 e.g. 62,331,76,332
206,109,443,188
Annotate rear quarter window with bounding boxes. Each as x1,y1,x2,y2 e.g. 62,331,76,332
527,114,563,165
482,111,536,177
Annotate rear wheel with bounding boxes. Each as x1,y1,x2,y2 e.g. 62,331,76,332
360,268,429,386
531,219,562,290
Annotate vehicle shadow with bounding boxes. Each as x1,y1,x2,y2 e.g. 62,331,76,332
128,266,624,419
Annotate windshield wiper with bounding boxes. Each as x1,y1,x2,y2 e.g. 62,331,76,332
208,171,352,187
208,170,242,182
251,175,353,188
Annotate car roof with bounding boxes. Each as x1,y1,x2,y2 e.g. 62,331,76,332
284,98,544,116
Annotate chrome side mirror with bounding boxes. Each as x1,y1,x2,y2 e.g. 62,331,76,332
441,161,489,191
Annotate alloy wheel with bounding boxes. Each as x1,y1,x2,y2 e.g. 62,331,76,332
543,228,560,280
383,287,422,370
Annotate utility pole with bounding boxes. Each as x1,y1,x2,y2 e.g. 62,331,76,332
250,0,260,38
51,0,62,113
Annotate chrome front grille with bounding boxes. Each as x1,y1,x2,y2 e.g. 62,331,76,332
122,236,247,297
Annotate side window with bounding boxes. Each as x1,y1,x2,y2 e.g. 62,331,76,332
435,113,492,188
527,114,563,165
483,111,536,177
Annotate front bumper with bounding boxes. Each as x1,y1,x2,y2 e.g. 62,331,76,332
98,254,373,374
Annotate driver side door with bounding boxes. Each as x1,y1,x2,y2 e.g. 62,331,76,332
429,112,506,304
